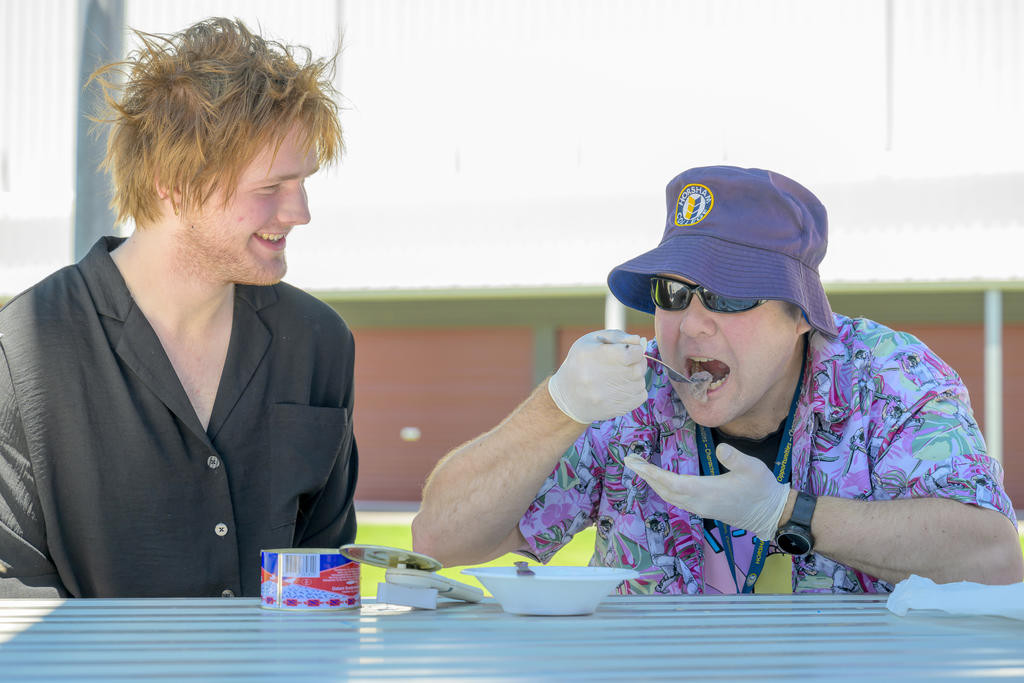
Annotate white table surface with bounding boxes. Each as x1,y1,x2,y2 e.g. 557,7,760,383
2,593,1023,681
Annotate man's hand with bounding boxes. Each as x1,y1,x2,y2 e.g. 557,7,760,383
624,443,790,541
547,329,649,424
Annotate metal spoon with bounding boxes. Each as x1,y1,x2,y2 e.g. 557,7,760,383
643,354,696,383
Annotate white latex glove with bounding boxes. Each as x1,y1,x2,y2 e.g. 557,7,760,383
624,443,790,541
547,329,649,424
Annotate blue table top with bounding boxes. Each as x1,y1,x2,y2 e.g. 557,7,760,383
2,593,1023,681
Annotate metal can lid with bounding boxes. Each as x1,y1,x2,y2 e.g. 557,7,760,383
339,544,443,572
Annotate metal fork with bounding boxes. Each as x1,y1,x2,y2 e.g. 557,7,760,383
643,354,695,383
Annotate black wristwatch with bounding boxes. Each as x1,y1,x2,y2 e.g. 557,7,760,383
774,491,817,556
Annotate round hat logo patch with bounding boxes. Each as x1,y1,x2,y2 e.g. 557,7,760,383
675,183,714,226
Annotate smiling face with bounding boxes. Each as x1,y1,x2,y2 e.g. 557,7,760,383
174,124,318,287
654,277,811,439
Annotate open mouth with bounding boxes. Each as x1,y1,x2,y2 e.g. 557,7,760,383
687,356,730,392
255,232,287,248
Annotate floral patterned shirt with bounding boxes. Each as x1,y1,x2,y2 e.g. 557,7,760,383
517,314,1016,594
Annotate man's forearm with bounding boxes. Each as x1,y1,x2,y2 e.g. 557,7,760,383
792,493,1024,585
412,380,588,567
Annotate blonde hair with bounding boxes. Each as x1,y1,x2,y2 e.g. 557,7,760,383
89,17,342,227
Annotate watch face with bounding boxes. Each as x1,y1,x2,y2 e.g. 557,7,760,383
775,528,813,556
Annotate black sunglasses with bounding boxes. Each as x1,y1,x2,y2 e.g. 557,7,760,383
650,276,767,314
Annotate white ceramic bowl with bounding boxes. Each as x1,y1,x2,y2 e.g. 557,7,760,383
461,566,639,616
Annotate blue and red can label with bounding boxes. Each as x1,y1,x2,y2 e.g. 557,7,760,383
260,549,360,610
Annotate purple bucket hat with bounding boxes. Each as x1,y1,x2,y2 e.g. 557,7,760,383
607,165,837,337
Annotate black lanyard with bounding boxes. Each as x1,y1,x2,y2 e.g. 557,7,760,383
695,348,806,593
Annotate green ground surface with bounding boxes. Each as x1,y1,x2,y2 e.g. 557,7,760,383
352,523,597,597
353,523,1024,597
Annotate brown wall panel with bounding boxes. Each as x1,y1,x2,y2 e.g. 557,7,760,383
351,327,535,502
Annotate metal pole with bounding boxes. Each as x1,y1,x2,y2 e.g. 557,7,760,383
74,0,124,260
605,291,626,332
532,325,557,387
984,289,1003,465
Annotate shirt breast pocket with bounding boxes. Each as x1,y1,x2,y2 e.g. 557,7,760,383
268,403,352,530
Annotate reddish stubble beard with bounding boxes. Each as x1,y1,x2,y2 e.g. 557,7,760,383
173,213,288,288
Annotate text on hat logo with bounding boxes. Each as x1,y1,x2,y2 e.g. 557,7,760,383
675,183,714,226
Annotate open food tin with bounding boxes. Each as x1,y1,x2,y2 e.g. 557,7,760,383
260,548,360,611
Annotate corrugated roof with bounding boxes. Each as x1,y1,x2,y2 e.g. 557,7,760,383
818,174,1024,287
3,173,1023,298
281,173,1024,295
3,1,1023,297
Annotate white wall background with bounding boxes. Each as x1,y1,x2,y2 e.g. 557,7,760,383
1,0,1022,295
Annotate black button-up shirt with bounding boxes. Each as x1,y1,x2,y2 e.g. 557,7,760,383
0,237,358,597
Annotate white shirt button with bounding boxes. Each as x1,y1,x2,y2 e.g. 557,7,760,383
207,456,220,469
215,523,228,537
221,589,235,598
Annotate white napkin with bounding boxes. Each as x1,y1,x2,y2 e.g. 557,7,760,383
886,574,1024,621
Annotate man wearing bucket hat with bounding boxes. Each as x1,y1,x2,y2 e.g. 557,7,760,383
414,165,1022,594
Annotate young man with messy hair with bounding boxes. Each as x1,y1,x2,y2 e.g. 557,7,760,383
0,18,358,597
